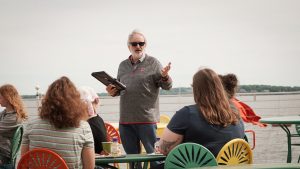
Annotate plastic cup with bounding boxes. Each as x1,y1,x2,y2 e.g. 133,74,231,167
154,138,160,154
102,142,113,154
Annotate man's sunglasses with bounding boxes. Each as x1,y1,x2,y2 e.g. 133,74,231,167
129,42,145,47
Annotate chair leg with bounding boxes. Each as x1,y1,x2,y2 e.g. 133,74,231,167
298,155,300,163
113,163,120,168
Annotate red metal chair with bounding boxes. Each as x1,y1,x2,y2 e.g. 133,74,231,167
104,123,121,168
17,148,69,169
105,122,121,143
245,130,256,150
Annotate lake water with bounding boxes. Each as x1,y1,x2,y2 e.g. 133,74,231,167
25,92,300,122
23,92,300,164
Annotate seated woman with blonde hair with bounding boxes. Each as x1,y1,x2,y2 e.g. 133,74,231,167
21,76,95,169
78,86,107,154
158,68,245,157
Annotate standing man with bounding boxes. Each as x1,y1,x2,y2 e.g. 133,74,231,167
106,29,172,168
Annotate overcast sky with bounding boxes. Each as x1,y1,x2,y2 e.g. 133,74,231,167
1,0,300,95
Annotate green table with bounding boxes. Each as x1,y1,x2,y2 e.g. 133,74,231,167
259,116,300,163
198,163,300,169
95,153,166,169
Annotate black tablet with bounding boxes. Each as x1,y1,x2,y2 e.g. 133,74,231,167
91,71,126,91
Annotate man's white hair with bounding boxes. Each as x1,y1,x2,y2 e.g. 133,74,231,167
127,29,147,45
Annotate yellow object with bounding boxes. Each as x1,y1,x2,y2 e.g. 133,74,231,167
108,121,168,139
156,114,170,138
216,138,253,165
160,114,170,123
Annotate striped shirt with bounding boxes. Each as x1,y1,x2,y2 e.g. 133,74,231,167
0,110,22,159
22,118,94,169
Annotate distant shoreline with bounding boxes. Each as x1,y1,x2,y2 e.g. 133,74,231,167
21,90,300,99
22,85,300,98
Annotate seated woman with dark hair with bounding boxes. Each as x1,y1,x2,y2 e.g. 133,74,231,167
21,76,95,169
158,68,245,157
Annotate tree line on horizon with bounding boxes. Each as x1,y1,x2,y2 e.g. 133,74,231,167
157,85,300,95
21,85,300,98
99,84,300,96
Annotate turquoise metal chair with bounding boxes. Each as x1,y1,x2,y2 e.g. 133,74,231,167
164,143,217,169
10,125,24,168
0,126,23,169
291,124,300,163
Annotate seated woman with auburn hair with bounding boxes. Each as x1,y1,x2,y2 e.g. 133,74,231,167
0,84,27,167
158,68,245,157
21,76,95,169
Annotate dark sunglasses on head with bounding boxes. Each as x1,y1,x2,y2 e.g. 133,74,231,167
129,42,145,47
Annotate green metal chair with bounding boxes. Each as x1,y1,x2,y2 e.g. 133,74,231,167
291,124,300,163
9,125,24,168
164,143,218,169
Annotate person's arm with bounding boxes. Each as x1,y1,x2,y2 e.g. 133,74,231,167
158,127,183,155
82,147,95,169
159,62,172,90
20,144,29,156
161,62,171,78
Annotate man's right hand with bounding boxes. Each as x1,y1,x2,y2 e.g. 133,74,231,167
106,84,118,97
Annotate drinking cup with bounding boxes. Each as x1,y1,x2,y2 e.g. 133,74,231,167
102,142,113,154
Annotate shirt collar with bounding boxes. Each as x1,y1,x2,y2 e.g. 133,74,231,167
129,53,146,64
139,53,146,62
